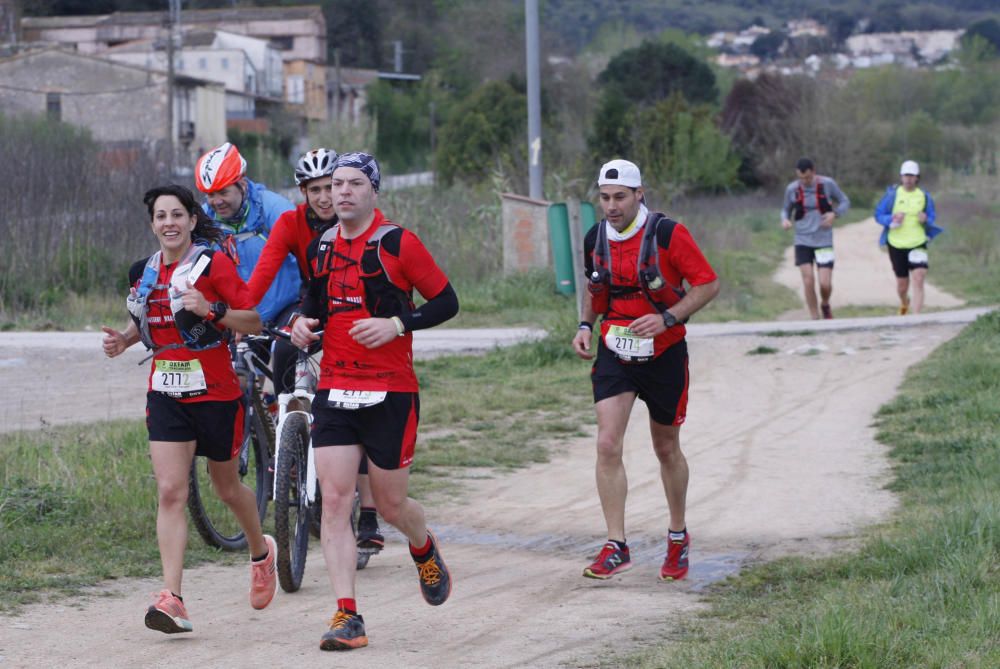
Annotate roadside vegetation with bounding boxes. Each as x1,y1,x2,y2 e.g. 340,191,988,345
613,309,1000,668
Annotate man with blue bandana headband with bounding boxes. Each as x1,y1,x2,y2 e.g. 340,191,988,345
291,151,460,651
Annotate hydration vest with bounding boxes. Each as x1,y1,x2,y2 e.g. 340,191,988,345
127,245,227,353
791,180,832,221
313,222,414,318
588,213,687,317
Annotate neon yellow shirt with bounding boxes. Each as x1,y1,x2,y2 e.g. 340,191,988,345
888,186,928,249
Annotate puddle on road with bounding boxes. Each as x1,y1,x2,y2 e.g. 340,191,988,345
391,524,749,590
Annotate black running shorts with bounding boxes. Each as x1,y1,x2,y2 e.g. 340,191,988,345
794,245,835,268
311,390,419,470
145,392,244,461
591,339,689,426
888,243,928,278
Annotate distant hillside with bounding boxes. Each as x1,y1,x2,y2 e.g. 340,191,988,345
542,0,999,50
20,0,1000,69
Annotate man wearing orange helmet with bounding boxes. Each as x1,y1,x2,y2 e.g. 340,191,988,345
195,142,299,391
196,142,299,321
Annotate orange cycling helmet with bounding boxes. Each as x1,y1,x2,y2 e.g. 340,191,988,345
195,142,247,193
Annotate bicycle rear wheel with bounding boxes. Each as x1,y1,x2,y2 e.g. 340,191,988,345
274,413,311,592
187,400,270,551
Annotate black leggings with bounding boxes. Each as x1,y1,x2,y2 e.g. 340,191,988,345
250,301,300,395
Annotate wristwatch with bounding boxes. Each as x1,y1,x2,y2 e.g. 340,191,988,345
661,309,678,329
209,301,228,322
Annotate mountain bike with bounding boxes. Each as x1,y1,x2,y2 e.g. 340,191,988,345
187,334,276,551
272,330,373,592
272,329,322,591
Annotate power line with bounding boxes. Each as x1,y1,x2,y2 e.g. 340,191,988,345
0,81,161,95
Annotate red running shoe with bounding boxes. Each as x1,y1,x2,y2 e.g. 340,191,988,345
659,532,690,581
583,541,633,579
144,589,193,634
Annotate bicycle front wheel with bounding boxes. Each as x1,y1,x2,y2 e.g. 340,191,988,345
187,404,268,551
274,413,311,592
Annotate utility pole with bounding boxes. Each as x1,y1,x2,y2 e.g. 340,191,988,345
333,48,341,121
166,0,181,176
525,0,543,200
393,40,403,73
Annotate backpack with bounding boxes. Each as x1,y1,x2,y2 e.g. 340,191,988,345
588,213,687,316
790,179,832,221
127,245,227,354
313,223,414,318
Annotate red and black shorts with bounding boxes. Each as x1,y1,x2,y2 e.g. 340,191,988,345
591,339,689,426
888,243,928,278
145,391,244,461
311,390,419,471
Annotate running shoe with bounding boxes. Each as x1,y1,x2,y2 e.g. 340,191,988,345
144,589,193,634
898,302,909,316
659,532,690,581
412,530,451,606
249,534,278,609
356,517,385,552
821,304,833,319
583,541,633,579
320,610,368,651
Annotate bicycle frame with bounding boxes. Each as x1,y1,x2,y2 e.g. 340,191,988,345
272,335,321,506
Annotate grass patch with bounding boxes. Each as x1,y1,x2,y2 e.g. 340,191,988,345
618,309,1000,668
746,345,779,355
762,329,817,337
0,421,244,611
447,269,576,328
928,196,1000,307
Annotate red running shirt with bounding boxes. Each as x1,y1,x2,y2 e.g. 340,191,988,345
129,250,253,402
315,209,449,392
585,220,717,356
246,203,318,304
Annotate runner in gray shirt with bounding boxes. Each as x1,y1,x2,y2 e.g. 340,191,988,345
780,157,850,319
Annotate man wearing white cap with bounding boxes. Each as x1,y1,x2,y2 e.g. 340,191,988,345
572,159,719,583
873,160,943,315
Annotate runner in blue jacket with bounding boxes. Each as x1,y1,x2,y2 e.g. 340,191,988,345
873,160,943,315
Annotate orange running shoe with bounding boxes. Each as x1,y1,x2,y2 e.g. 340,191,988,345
144,589,193,634
249,534,278,609
412,530,452,606
320,610,368,651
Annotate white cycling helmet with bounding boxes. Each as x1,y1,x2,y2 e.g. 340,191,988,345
900,160,920,176
294,148,338,186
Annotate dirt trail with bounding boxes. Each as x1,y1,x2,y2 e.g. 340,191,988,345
772,217,964,319
0,219,980,669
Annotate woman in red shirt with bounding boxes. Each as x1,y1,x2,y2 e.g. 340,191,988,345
101,184,278,635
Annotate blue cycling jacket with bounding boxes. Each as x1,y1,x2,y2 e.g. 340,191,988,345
203,178,299,323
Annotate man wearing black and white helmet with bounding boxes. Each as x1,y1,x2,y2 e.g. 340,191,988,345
246,148,339,395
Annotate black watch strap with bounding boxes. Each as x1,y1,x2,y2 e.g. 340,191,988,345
211,302,228,321
661,309,677,328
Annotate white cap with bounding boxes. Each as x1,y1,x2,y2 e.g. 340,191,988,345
598,159,642,188
900,160,920,176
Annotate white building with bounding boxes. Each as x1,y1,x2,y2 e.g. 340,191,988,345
846,30,962,65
